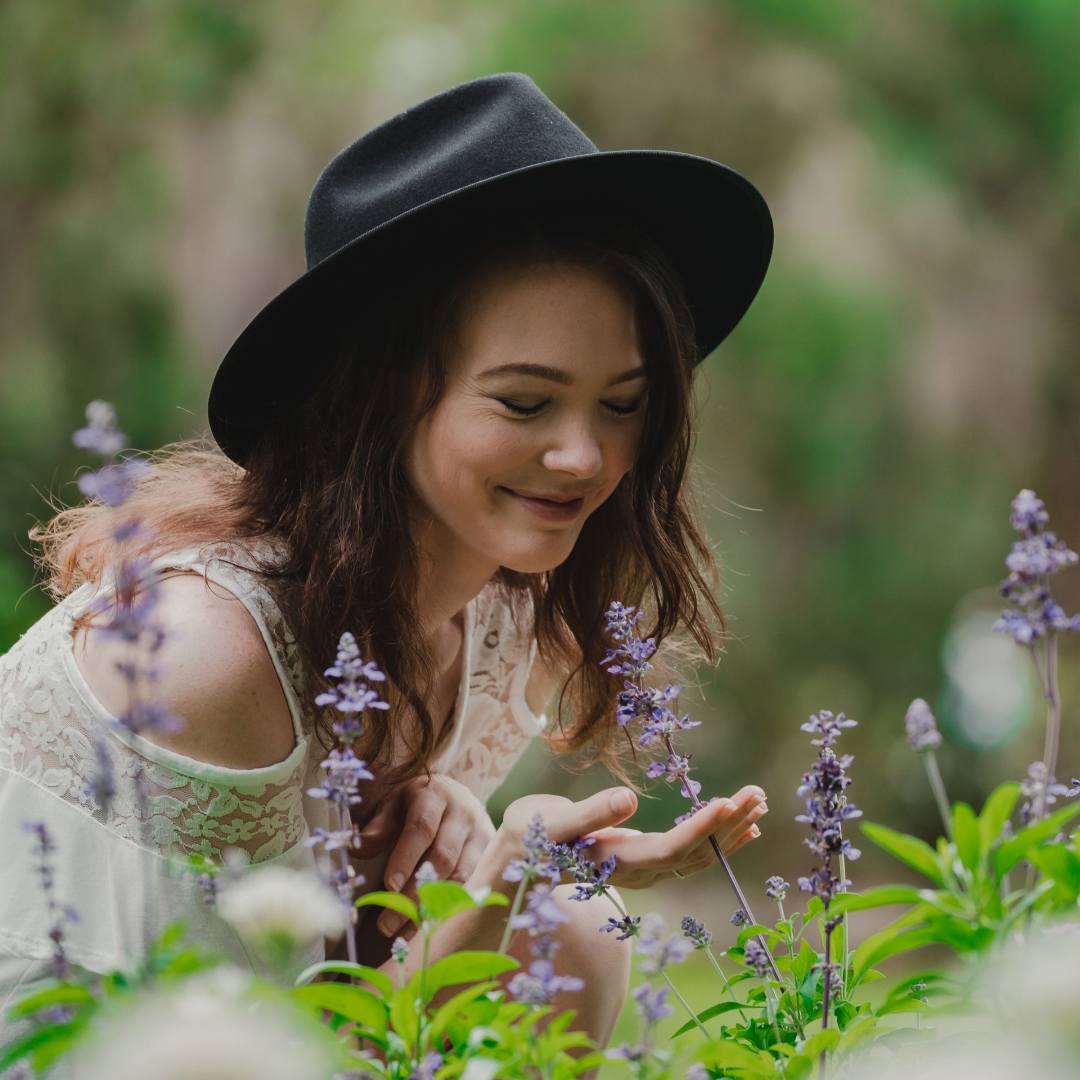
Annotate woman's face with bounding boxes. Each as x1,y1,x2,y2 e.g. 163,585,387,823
405,258,647,575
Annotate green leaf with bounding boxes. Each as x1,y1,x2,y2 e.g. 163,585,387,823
0,1022,82,1075
418,880,482,922
671,1000,753,1038
291,983,387,1038
952,802,980,873
860,821,944,884
6,983,96,1020
827,885,923,915
851,925,940,984
416,951,519,998
389,985,420,1050
1028,845,1080,900
426,980,501,1045
354,891,420,924
800,1028,841,1057
978,782,1021,856
292,961,394,997
736,924,784,948
698,1037,775,1074
994,800,1080,880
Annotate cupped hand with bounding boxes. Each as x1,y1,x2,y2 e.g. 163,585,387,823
499,783,768,889
356,772,496,938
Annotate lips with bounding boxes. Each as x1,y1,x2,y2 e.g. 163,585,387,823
503,488,586,504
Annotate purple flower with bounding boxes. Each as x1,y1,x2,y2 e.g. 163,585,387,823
306,747,375,806
503,813,561,885
72,400,127,456
407,1052,443,1080
765,875,790,902
730,909,749,927
315,633,390,713
1018,761,1078,827
905,698,943,752
796,710,861,907
21,821,78,982
511,883,569,937
743,937,772,978
636,912,692,975
546,838,616,901
681,915,713,949
632,982,674,1024
993,491,1080,645
507,957,584,1005
600,914,641,940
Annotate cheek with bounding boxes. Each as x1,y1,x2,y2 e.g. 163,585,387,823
422,411,526,490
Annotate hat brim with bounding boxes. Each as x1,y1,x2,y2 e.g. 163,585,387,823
209,149,772,464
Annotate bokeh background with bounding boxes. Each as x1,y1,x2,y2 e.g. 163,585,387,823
4,0,1079,1061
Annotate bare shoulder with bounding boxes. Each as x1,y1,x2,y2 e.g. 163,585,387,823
70,571,297,770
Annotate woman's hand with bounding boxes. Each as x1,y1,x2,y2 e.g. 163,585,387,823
498,783,767,889
356,772,496,939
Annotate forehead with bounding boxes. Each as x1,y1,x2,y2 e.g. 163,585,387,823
450,258,642,374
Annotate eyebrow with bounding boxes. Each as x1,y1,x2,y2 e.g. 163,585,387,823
477,362,647,387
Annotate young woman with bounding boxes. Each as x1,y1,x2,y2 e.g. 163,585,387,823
0,73,773,1048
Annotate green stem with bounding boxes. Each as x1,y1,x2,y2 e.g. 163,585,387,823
704,947,750,1025
837,852,849,1003
498,875,531,954
661,969,710,1038
922,749,953,842
776,900,806,1040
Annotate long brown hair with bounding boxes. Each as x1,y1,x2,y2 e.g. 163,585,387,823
31,206,727,791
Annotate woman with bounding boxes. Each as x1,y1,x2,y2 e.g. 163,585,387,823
1,73,772,1048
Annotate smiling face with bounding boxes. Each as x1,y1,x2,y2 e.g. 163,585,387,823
404,258,648,576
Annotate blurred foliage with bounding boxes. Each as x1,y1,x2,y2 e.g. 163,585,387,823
3,0,1079,953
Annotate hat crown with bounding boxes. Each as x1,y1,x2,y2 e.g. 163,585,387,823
304,73,597,270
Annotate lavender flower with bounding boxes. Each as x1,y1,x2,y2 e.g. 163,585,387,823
905,698,942,752
632,982,674,1024
1018,761,1077,827
601,914,641,940
503,813,561,885
506,956,584,1005
744,937,771,978
406,1051,443,1080
506,881,584,1005
796,710,862,906
681,915,713,949
993,490,1080,645
765,876,790,902
546,838,617,902
730,909,749,928
21,821,79,983
635,912,693,976
390,936,409,964
415,861,439,887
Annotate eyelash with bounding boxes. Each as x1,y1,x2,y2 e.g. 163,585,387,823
497,398,644,418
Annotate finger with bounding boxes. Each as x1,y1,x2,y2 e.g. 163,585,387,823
449,833,494,886
689,797,768,858
725,822,762,856
419,808,471,882
546,787,638,843
383,791,448,894
356,801,406,857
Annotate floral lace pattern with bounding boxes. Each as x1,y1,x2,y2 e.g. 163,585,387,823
0,544,544,866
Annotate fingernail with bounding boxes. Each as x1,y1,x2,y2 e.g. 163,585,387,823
751,825,761,837
387,873,404,892
612,791,634,813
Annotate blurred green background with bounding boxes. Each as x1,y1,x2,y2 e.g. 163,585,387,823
3,0,1079,1059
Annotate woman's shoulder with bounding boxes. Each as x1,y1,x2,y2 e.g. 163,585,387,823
72,569,298,770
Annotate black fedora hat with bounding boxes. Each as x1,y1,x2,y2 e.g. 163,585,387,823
208,72,773,466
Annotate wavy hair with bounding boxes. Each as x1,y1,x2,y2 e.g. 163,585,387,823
31,206,728,792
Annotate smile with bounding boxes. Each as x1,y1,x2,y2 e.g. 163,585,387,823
499,487,586,522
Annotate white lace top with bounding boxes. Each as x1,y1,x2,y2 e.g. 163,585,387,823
0,541,545,1031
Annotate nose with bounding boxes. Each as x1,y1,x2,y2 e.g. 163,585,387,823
540,417,605,479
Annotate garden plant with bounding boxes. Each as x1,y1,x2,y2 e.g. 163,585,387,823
2,402,1079,1078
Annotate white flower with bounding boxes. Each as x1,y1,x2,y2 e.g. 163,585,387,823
467,884,492,904
217,865,348,949
69,968,338,1080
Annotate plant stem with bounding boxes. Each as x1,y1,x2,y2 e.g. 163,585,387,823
836,852,849,1003
660,732,783,985
922,749,953,842
661,969,711,1037
1036,625,1062,823
498,875,531,954
818,919,836,1080
337,804,358,964
776,900,806,1040
703,947,751,1025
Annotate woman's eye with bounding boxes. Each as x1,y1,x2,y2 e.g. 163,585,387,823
604,398,644,417
497,398,547,416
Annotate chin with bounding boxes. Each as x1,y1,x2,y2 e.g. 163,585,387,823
494,539,577,575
